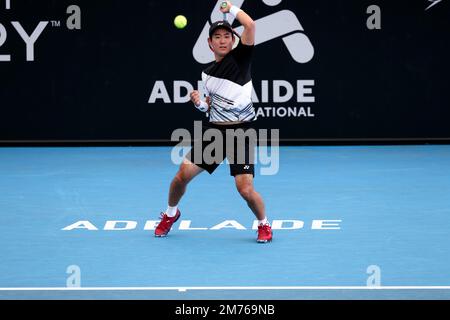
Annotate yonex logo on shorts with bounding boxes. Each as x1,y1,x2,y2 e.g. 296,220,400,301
193,0,314,64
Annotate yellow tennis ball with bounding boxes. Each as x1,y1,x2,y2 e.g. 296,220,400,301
174,15,187,29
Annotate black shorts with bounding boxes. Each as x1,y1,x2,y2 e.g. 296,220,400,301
186,122,256,177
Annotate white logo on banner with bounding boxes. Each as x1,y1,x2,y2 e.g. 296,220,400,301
62,219,342,231
193,0,314,64
0,1,81,62
425,0,444,11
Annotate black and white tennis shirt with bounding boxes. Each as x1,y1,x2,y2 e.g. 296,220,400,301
201,41,256,123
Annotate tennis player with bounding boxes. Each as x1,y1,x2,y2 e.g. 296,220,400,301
155,1,272,243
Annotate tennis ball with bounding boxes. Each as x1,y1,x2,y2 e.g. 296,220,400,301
174,15,187,29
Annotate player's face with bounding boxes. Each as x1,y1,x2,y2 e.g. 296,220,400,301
209,29,234,57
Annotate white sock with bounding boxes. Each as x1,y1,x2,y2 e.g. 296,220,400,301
258,217,268,226
165,205,178,217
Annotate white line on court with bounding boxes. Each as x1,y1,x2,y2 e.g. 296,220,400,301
1,286,450,291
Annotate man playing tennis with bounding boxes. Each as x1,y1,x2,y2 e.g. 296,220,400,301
155,1,272,243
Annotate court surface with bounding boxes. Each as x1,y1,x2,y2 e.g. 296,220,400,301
0,145,449,299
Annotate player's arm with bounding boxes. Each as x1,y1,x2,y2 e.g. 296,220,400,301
221,1,255,45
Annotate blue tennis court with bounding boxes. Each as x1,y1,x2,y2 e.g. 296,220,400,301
1,145,450,299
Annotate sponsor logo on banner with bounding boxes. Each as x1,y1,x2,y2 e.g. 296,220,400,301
0,1,81,62
148,0,316,119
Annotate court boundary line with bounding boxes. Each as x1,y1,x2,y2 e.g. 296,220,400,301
1,286,450,291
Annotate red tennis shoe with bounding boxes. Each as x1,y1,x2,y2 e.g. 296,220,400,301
155,209,181,237
257,223,273,243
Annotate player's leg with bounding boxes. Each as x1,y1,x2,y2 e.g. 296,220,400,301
234,173,272,243
155,158,204,237
223,124,273,243
229,125,272,242
228,124,264,220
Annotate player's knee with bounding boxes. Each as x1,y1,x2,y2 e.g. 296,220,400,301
237,184,254,200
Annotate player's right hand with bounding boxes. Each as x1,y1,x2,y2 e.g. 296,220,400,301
190,90,201,106
220,1,232,13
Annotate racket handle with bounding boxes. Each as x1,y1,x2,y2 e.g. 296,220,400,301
221,1,228,21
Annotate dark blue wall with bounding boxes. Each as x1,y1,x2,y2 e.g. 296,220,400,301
1,0,449,143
